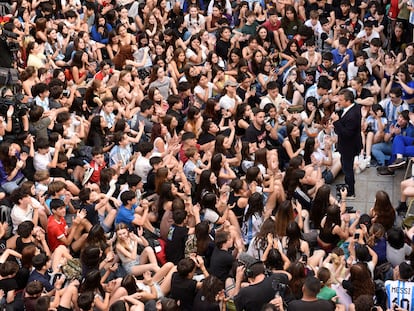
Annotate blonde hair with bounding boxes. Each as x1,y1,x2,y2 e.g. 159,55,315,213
34,170,50,182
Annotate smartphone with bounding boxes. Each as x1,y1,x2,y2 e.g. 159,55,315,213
354,233,360,239
301,254,307,262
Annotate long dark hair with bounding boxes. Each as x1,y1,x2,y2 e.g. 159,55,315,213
198,276,224,303
72,50,86,68
121,274,139,295
0,142,16,175
274,200,294,237
195,221,212,255
286,123,300,152
86,115,106,147
287,261,307,299
254,217,276,252
311,184,331,229
156,182,176,221
285,221,301,261
94,14,110,38
303,137,315,165
322,205,341,236
372,190,395,231
282,155,304,199
195,170,219,202
210,153,223,183
79,270,105,297
245,192,264,220
281,5,300,29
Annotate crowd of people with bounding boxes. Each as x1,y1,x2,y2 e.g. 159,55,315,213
0,0,414,310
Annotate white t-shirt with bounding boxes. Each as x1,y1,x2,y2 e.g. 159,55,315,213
184,14,206,34
185,45,208,66
194,82,214,105
219,94,241,111
134,156,151,183
33,150,53,172
11,204,34,234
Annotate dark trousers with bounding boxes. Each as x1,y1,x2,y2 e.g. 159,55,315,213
340,153,355,196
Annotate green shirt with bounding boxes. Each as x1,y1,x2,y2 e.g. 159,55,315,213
317,286,336,301
241,21,259,35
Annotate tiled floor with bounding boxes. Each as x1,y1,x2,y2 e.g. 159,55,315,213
332,165,405,214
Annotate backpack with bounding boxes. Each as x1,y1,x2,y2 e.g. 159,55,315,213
374,279,388,311
0,205,12,238
374,262,394,282
62,258,82,281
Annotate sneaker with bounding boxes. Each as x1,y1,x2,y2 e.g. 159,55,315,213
377,166,395,176
397,201,408,214
346,206,356,213
82,167,94,186
370,158,379,167
365,156,371,168
388,158,406,169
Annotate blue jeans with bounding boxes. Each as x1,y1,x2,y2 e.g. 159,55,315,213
372,142,392,166
391,135,414,162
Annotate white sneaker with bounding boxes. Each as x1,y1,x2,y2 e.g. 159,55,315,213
82,167,94,186
359,160,367,172
365,156,371,168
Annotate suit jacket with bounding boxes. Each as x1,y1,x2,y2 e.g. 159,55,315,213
333,103,362,157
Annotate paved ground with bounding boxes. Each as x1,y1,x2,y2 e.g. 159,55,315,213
331,165,406,214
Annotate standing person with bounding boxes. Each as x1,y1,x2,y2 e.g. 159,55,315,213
330,89,362,199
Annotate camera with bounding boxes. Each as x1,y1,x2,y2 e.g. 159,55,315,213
0,26,18,40
335,184,349,193
335,183,349,201
272,280,287,297
0,93,31,118
354,233,360,239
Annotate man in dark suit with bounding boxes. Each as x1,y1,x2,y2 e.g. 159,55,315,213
331,89,362,198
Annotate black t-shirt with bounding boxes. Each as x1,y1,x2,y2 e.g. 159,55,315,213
165,225,189,265
198,132,216,145
0,39,13,68
144,169,156,194
236,88,261,107
16,267,30,290
287,299,336,311
170,272,197,311
81,202,99,226
335,8,349,22
356,87,373,100
0,277,18,293
209,247,234,282
49,167,72,180
244,124,267,144
15,238,35,254
215,39,231,61
234,273,289,311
